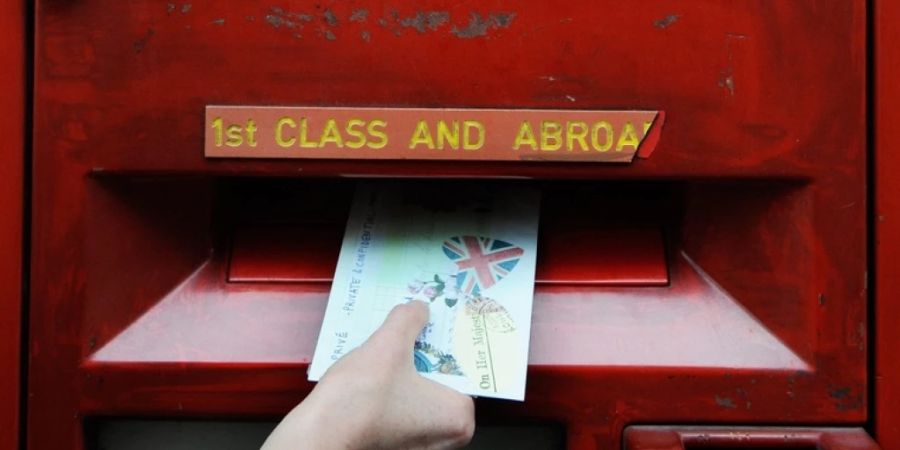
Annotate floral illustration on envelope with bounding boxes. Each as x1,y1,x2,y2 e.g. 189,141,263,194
408,236,522,395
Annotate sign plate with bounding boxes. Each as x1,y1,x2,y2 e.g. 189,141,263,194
205,106,664,163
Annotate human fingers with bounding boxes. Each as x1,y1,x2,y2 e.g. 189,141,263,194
367,300,430,358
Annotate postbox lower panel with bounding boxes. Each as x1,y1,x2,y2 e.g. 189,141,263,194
37,177,861,449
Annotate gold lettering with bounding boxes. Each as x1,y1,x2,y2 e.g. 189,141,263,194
275,117,296,147
463,121,485,150
409,120,435,149
512,121,538,150
367,120,388,149
245,119,258,147
616,122,639,152
436,120,460,150
566,121,588,151
211,117,224,147
643,121,653,135
591,121,613,152
225,124,243,147
345,119,366,149
299,118,317,148
540,121,562,151
318,119,344,148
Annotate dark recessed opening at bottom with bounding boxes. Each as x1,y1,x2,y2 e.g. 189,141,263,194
84,419,566,450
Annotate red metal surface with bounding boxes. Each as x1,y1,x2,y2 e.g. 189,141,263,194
88,248,806,368
229,224,345,283
624,426,879,450
30,2,867,450
0,0,24,448
874,0,900,447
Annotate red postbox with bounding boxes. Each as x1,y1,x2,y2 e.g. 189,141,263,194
875,0,900,448
28,1,879,449
1,0,25,449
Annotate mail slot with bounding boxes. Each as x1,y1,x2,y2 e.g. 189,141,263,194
29,1,869,449
226,180,670,285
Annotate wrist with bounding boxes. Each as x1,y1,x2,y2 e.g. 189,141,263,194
286,390,369,450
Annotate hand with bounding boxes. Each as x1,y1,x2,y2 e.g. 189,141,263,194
262,301,475,450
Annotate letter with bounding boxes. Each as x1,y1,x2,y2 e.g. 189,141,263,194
436,120,460,150
591,121,613,152
643,120,653,135
211,117,224,147
616,121,640,152
275,117,297,147
463,120,485,150
318,118,344,148
512,121,538,150
540,121,562,151
566,121,589,151
245,119,258,147
225,124,243,147
345,119,367,149
409,120,435,149
299,118,317,148
367,120,388,149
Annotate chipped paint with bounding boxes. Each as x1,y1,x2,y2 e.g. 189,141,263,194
829,386,863,411
266,7,312,31
166,3,176,14
491,13,515,28
181,3,191,14
324,9,338,26
452,12,516,39
452,14,491,38
714,395,737,409
262,9,515,40
349,9,368,22
211,18,225,26
719,33,747,97
654,14,679,29
133,28,155,53
266,14,284,28
831,387,849,399
400,11,449,33
718,74,735,96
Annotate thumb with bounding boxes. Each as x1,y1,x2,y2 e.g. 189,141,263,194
369,301,430,357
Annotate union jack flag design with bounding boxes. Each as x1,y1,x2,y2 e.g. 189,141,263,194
442,236,524,295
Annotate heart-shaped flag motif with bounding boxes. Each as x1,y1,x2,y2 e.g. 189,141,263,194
441,236,523,295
